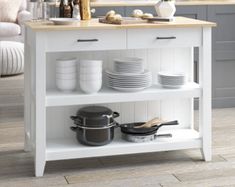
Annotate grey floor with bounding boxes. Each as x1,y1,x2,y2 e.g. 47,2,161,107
0,108,235,187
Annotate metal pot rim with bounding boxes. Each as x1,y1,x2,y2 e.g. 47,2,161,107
75,121,117,130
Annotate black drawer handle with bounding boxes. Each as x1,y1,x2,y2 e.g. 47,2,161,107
77,39,99,42
156,36,176,40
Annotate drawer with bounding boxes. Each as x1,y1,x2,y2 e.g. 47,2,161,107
127,28,202,49
45,29,126,52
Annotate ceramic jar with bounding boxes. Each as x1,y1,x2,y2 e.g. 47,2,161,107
155,0,176,18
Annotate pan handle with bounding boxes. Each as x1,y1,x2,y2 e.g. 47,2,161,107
158,120,178,128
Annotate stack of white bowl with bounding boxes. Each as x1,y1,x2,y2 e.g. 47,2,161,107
56,58,77,92
79,60,102,94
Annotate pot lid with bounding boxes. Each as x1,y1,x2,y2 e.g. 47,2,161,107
77,106,113,118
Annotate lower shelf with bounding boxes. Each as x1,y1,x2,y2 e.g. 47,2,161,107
46,129,201,161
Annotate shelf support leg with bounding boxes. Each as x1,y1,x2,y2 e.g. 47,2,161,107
34,33,47,177
24,28,31,152
199,27,212,161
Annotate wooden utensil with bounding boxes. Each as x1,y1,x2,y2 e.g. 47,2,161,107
134,117,164,128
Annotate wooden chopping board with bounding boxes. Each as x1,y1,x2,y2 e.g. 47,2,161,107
99,17,148,25
99,17,174,25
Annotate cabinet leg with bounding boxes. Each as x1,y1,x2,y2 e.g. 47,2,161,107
24,132,31,152
35,159,46,177
198,27,212,162
24,41,31,152
200,147,212,161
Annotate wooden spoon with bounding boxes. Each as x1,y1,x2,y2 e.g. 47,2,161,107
134,117,164,128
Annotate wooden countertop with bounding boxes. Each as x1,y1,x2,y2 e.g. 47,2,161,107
25,17,216,32
90,0,235,7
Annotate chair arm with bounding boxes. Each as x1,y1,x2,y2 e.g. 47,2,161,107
17,10,32,38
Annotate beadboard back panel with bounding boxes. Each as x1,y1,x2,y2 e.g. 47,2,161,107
46,48,194,139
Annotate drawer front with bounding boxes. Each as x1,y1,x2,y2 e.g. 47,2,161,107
127,28,202,49
45,29,126,52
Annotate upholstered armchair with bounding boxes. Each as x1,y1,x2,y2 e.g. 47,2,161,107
0,0,32,42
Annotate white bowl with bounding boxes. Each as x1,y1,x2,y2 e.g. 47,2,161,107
80,76,102,81
56,73,77,80
79,67,102,74
56,58,77,67
80,80,102,94
80,60,102,67
56,67,77,74
80,73,102,80
56,79,77,91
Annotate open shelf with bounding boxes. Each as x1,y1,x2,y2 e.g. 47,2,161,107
46,129,201,161
46,83,201,107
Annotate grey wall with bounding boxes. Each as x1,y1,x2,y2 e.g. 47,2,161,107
208,5,235,108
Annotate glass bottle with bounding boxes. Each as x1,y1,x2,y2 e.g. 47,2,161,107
59,0,64,17
69,0,73,18
64,0,72,18
72,0,81,19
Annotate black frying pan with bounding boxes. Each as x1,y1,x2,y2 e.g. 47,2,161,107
120,120,178,135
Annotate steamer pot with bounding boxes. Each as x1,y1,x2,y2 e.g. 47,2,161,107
71,106,119,146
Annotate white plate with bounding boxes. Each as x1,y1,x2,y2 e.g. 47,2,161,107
108,82,151,86
158,71,186,77
114,57,143,63
106,69,150,76
50,18,80,25
159,84,183,89
110,86,149,92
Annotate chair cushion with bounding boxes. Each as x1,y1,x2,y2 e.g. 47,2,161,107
0,0,22,22
0,41,24,76
0,22,21,37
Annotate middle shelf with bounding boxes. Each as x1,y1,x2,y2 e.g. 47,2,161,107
46,82,201,107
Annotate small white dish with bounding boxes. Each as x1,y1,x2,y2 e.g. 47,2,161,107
158,71,186,88
50,18,80,25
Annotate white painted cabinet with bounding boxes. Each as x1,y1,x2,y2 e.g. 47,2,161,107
24,18,213,177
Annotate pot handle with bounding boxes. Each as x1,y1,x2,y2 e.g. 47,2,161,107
113,112,120,118
70,126,78,132
70,115,84,124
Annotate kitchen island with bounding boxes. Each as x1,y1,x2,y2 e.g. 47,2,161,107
24,17,215,177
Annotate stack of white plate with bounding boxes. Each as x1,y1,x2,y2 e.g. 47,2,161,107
158,71,186,88
106,70,152,92
56,58,77,92
113,57,144,74
79,60,102,94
